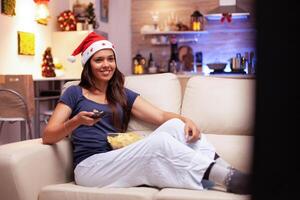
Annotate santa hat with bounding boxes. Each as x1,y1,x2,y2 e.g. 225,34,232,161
68,31,116,66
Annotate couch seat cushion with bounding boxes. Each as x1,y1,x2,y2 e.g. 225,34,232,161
155,188,251,200
39,182,159,200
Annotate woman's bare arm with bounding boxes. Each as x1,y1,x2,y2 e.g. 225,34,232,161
42,102,99,144
131,96,201,142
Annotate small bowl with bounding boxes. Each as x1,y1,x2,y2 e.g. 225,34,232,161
207,63,227,71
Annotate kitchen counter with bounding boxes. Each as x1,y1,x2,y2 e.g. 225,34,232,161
175,71,256,79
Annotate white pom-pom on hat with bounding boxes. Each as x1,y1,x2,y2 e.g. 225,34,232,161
67,55,76,63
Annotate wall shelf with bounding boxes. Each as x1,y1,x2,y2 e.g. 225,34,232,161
141,30,207,45
141,30,208,35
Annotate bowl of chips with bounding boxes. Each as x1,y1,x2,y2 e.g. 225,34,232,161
107,132,144,149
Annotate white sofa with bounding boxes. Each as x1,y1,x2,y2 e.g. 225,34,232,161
0,73,255,200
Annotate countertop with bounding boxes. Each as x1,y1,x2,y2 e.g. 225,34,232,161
171,72,255,79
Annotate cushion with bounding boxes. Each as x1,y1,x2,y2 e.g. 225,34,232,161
181,76,255,135
39,182,159,200
125,73,182,132
155,188,251,200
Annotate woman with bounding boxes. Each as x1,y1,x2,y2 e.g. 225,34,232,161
43,32,250,194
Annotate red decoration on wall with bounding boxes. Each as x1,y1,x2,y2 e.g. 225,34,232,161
57,10,76,31
221,13,232,23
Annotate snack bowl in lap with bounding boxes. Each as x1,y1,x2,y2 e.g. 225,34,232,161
107,132,143,149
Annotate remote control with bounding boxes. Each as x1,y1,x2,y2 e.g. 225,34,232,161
91,110,105,119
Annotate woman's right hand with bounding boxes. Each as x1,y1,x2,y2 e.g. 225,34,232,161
75,111,101,126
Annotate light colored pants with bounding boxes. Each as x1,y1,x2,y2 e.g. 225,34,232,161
74,118,216,190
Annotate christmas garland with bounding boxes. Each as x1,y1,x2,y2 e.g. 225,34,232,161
57,10,76,31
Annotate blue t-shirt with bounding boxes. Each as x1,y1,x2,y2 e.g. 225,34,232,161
59,85,139,167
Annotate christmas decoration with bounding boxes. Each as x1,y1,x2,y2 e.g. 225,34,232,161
68,32,113,66
1,0,16,16
221,13,232,23
86,2,99,29
73,0,86,23
41,47,56,77
57,10,76,31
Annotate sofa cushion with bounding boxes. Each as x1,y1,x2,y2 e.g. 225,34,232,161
181,76,255,135
205,134,253,173
155,188,251,200
39,182,159,200
125,73,182,132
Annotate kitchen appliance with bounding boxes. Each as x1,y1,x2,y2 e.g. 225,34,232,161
205,0,250,21
230,56,246,73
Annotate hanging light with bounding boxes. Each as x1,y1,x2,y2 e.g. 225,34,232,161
34,0,50,25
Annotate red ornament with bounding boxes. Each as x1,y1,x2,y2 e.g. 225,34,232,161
57,10,77,31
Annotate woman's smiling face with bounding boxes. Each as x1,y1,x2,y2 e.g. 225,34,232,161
90,49,116,82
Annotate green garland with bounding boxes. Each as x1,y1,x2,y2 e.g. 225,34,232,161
1,0,16,16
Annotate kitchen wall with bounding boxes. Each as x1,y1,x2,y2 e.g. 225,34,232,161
0,0,131,144
131,0,256,73
0,0,69,77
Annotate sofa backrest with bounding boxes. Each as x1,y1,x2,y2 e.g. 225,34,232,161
62,73,182,132
181,76,256,136
125,73,182,131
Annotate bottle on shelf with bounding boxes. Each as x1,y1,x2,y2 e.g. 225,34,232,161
147,53,157,74
168,36,179,73
195,51,203,73
147,53,153,68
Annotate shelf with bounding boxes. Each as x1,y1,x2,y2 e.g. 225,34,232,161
141,30,208,35
150,37,200,45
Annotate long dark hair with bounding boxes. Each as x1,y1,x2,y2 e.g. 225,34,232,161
79,58,130,132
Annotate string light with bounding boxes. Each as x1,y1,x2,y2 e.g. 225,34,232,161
34,0,50,25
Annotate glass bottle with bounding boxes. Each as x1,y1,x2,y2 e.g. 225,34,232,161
168,36,179,72
147,53,153,68
147,53,157,74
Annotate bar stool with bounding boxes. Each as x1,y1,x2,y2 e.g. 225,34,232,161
0,89,33,140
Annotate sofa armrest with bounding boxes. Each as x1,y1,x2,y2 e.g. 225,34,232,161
0,138,73,200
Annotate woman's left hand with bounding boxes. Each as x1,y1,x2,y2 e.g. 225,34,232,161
184,118,201,143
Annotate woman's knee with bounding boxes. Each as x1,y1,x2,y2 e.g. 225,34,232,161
147,132,174,150
165,118,185,130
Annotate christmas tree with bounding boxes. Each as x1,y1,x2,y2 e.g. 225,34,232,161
86,2,98,28
41,47,56,77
